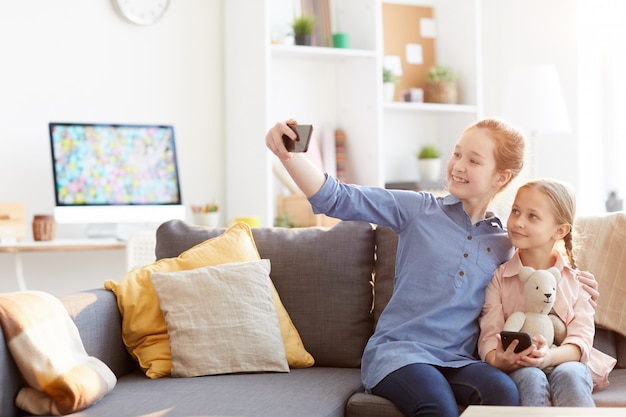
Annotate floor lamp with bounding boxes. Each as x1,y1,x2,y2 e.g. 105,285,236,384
501,64,572,178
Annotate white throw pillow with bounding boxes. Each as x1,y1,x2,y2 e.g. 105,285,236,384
150,259,289,377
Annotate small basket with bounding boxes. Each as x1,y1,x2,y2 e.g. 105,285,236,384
424,81,459,104
32,215,55,241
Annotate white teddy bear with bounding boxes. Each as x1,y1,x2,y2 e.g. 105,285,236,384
503,266,566,348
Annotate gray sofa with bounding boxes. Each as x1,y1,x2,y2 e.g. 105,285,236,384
1,213,625,416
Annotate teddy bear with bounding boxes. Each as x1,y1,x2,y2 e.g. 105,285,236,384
503,266,566,348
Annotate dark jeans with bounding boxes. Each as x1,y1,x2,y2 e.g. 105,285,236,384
371,362,520,417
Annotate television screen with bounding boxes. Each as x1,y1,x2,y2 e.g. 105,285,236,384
49,123,182,207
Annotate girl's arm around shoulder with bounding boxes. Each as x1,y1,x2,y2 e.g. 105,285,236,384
577,270,599,308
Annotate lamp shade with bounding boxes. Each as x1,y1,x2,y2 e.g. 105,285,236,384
502,64,571,135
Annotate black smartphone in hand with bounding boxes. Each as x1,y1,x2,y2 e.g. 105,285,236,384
282,124,313,153
500,331,533,353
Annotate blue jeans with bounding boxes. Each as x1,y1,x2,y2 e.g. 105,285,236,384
371,362,519,417
509,362,594,407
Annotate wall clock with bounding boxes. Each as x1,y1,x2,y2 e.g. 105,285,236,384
113,0,170,25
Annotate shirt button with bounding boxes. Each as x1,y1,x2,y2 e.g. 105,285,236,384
467,235,472,240
463,253,469,258
459,271,465,276
486,247,491,252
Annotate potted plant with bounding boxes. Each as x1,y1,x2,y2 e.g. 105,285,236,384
292,15,314,46
424,65,458,104
382,67,398,102
417,145,441,181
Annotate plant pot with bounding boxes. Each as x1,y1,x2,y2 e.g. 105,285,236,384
418,158,442,182
383,82,396,102
424,81,458,104
295,34,312,46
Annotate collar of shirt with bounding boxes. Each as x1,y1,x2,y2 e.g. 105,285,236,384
442,194,504,229
501,249,572,279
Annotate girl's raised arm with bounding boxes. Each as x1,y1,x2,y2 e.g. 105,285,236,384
266,120,327,197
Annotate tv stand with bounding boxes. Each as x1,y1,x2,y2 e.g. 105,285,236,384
85,223,118,239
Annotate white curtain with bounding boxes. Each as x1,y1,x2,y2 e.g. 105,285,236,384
578,0,626,211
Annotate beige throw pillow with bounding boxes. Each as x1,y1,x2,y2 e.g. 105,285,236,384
574,212,626,337
151,259,289,377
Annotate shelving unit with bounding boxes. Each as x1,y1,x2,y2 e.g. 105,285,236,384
223,0,481,226
381,0,482,183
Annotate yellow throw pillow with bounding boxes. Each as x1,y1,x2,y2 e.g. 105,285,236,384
104,222,313,378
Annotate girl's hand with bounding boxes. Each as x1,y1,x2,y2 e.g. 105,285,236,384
577,271,599,309
266,119,298,161
516,334,552,370
489,334,536,373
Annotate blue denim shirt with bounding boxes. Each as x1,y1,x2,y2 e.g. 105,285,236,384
308,175,513,389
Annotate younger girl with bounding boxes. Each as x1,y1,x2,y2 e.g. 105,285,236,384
478,178,616,407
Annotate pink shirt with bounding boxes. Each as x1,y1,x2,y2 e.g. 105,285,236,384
478,250,616,389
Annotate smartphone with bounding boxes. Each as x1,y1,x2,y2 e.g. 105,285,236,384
500,331,533,353
282,124,313,153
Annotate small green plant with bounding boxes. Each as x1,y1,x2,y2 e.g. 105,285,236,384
417,145,440,159
274,212,297,228
383,68,398,83
426,65,456,83
292,15,314,36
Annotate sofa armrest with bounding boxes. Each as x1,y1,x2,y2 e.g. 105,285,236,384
0,327,22,417
58,288,137,377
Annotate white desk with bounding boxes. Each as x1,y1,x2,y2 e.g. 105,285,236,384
0,239,126,291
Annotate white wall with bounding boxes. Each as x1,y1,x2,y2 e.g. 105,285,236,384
482,0,581,217
0,1,223,294
0,1,618,295
482,0,622,216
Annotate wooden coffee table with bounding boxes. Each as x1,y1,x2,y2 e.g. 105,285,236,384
461,406,625,416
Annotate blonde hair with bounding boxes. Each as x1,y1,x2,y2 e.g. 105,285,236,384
464,118,526,194
518,178,578,268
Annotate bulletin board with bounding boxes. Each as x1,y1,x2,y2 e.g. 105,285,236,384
382,3,435,101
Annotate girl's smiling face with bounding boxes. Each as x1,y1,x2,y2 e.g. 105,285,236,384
446,127,506,203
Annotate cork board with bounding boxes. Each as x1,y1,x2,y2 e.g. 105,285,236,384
382,3,435,101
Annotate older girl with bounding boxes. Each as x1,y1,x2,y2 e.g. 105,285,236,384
267,118,527,416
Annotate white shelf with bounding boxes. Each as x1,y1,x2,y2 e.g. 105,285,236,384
384,102,479,113
224,0,481,225
270,44,377,60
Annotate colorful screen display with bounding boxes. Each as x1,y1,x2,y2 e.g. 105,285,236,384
49,123,182,206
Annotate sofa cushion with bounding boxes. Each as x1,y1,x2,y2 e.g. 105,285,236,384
574,212,626,338
105,222,312,378
151,260,289,377
63,367,363,417
156,220,377,367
